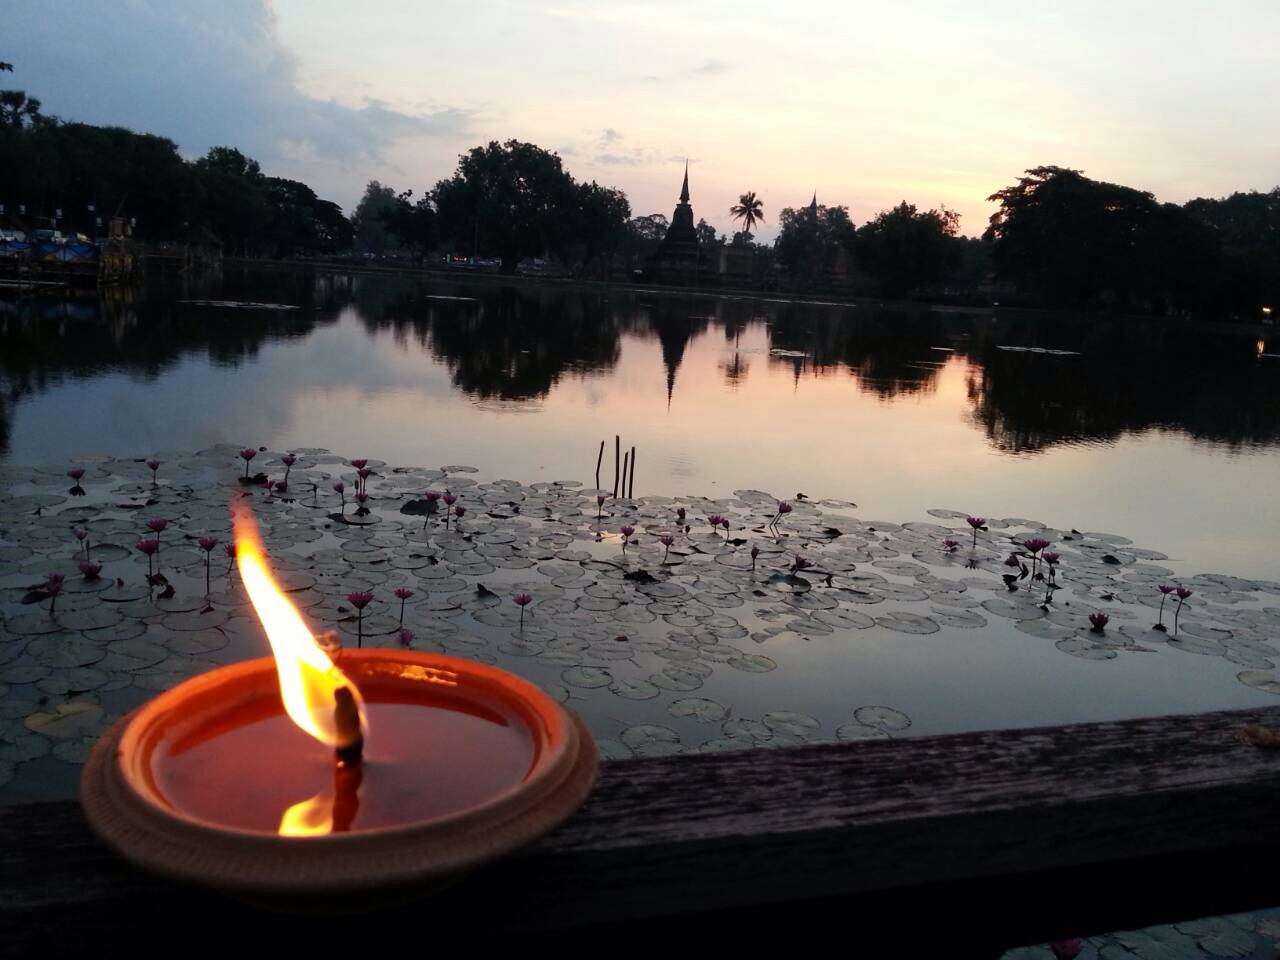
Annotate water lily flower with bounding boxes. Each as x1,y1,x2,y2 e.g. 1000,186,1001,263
146,517,168,534
513,592,533,627
1153,584,1177,628
442,493,457,506
1042,551,1059,564
424,490,441,503
333,480,346,511
620,525,635,552
79,561,102,580
750,544,760,570
1088,612,1109,632
394,587,414,625
659,534,675,563
966,516,986,547
1050,940,1084,960
350,458,368,470
239,448,258,478
1174,586,1193,635
770,500,793,532
1022,538,1051,555
398,628,415,648
721,517,731,533
73,527,89,558
44,571,64,613
145,458,161,482
346,590,375,648
943,539,959,552
708,514,724,536
223,541,238,575
273,480,288,493
791,555,813,573
67,467,85,481
136,537,160,578
676,506,686,522
1004,553,1021,568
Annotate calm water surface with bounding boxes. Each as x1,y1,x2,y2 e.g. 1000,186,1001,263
3,266,1279,579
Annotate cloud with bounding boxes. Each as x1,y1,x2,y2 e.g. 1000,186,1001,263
5,0,472,205
642,59,733,82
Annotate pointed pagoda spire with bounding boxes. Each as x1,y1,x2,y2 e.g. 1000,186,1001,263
679,160,690,204
809,190,818,213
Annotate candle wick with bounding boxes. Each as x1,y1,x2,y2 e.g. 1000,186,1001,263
333,686,364,767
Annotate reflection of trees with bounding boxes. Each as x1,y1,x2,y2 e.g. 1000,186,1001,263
768,304,950,398
0,270,342,454
357,284,623,401
968,316,1280,452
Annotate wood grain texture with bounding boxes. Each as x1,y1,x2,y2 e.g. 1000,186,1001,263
5,704,1280,952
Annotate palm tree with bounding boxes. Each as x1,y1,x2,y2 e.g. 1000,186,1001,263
729,192,764,239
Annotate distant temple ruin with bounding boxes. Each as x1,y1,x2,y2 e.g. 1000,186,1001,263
644,162,710,285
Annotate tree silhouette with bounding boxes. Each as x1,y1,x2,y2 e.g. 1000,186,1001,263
729,191,764,238
432,140,579,273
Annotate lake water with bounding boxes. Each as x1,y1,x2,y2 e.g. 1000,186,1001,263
4,266,1278,580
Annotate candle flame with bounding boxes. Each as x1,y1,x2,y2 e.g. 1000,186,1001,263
232,504,366,749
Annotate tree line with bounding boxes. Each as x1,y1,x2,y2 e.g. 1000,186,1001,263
3,62,1275,320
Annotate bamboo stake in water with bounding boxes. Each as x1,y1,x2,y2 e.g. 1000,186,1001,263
595,440,605,489
621,451,629,499
629,445,636,498
613,435,621,498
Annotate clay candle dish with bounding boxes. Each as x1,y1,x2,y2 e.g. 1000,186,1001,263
80,508,597,913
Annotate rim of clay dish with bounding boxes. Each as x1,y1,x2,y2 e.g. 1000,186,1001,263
81,650,597,907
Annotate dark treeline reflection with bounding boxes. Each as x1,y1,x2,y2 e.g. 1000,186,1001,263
1,269,1277,456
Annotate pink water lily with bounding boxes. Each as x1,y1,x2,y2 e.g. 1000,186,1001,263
708,514,724,536
676,506,686,522
791,555,813,573
1154,583,1177,629
145,458,161,481
346,590,375,648
442,493,457,506
73,527,89,559
136,537,160,578
943,539,959,552
424,490,442,502
350,458,368,470
44,572,64,613
67,467,85,481
1088,612,1109,632
79,561,102,580
146,518,168,534
281,453,296,483
1050,940,1084,960
223,541,238,576
659,534,675,563
513,592,533,627
394,587,414,624
770,500,793,532
619,525,635,552
966,516,986,548
239,447,258,478
398,628,415,648
1022,538,1051,554
1174,586,1193,635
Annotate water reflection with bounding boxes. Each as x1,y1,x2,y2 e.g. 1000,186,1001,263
1,269,1276,458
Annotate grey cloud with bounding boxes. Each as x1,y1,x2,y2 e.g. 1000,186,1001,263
6,1,472,184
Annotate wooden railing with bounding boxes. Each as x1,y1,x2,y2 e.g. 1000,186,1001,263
4,704,1280,951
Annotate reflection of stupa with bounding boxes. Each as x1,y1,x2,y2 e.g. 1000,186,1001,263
646,162,710,286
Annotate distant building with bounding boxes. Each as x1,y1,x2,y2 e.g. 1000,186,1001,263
645,163,710,285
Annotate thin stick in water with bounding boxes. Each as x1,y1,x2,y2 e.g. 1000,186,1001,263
629,445,636,499
613,435,621,498
595,440,605,489
621,451,629,500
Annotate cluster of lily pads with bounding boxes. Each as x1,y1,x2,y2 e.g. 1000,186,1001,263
3,445,1280,799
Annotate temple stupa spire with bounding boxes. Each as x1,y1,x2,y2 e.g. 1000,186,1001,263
680,160,690,204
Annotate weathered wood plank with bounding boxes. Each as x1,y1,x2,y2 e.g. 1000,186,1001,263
4,704,1280,951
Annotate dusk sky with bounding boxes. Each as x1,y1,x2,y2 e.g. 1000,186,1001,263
9,0,1279,238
